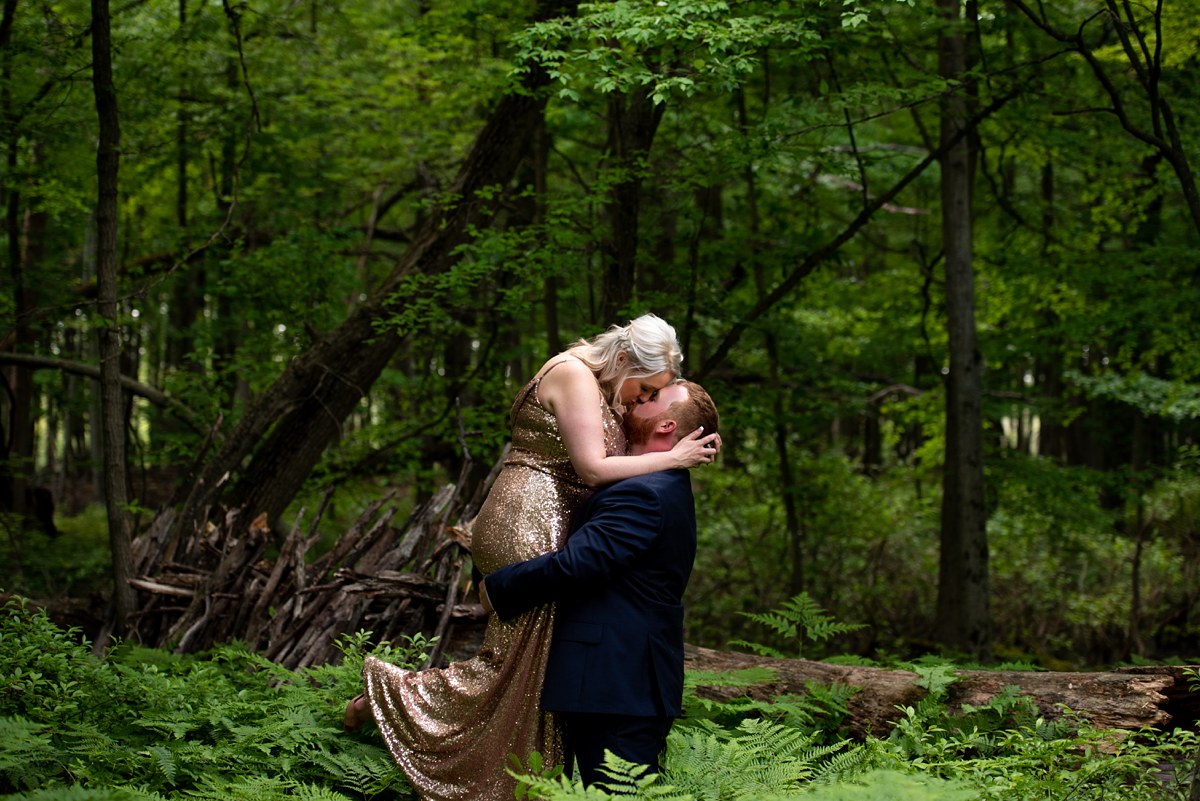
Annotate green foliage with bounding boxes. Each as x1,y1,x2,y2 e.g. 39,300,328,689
0,506,112,599
682,667,857,737
5,598,1200,801
731,593,867,659
1068,370,1200,421
665,718,860,798
799,770,973,801
8,0,1200,708
512,0,831,104
0,597,421,799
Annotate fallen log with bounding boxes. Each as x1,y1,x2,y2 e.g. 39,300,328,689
683,645,1200,738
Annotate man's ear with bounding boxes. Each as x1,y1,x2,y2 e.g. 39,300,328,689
658,419,678,435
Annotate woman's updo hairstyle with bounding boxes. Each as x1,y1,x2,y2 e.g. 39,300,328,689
567,313,683,409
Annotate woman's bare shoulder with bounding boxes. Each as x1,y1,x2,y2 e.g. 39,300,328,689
537,353,592,381
537,354,598,408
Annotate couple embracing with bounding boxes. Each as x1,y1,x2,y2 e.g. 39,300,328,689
344,314,721,800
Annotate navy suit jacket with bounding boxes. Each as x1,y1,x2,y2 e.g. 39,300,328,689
485,469,697,718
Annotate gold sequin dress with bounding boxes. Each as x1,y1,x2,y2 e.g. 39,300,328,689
362,365,626,801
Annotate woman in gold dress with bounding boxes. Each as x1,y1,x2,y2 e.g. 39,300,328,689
344,314,718,801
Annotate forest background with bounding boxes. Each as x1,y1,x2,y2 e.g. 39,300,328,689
3,0,1200,672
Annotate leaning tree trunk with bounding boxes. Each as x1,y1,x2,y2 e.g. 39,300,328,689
934,0,990,658
170,0,582,545
92,0,135,634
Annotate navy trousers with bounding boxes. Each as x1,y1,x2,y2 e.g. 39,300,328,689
558,712,675,787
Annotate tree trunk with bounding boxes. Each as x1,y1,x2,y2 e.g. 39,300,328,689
535,115,562,355
737,87,803,594
600,85,665,321
92,0,135,634
164,0,202,380
174,0,582,541
696,91,1013,380
934,0,990,657
0,0,35,532
684,645,1199,739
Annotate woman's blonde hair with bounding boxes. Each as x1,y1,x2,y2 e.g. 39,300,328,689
566,313,683,408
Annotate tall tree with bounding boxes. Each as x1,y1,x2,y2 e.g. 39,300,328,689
92,0,134,633
0,0,38,534
169,0,583,542
600,85,664,321
933,0,989,656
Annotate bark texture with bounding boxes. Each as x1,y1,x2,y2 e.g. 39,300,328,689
934,0,990,657
684,645,1200,739
92,0,135,634
600,85,665,321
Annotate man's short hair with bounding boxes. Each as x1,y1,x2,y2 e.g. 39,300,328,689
669,379,719,438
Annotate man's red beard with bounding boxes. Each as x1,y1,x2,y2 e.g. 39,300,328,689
623,409,659,448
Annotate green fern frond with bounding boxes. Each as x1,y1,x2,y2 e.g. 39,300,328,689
726,639,788,658
740,610,800,640
307,748,406,796
663,716,858,799
903,662,960,698
0,715,62,790
179,774,292,801
145,745,177,784
134,716,200,741
733,593,865,659
289,782,357,801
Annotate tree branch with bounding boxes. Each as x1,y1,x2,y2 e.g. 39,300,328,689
0,352,204,432
696,90,1015,379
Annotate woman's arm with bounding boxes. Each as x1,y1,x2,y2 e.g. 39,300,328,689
539,357,717,487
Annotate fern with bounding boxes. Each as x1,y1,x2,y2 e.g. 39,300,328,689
511,752,689,800
730,594,865,659
663,717,858,799
145,745,177,785
0,716,62,790
682,667,856,738
177,774,292,801
308,747,408,797
288,782,358,801
2,788,167,801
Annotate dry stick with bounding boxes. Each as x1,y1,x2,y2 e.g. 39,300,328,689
288,527,322,634
213,524,271,640
344,504,402,571
423,554,467,669
309,495,393,581
379,484,457,571
291,524,324,627
245,508,307,646
162,510,236,645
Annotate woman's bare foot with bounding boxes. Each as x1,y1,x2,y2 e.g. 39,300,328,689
343,693,370,733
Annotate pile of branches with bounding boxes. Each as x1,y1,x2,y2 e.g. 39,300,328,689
125,455,504,670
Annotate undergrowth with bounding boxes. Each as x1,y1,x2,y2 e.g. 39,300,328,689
0,596,426,800
2,594,1198,801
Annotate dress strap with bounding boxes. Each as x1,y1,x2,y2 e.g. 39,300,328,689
508,358,573,429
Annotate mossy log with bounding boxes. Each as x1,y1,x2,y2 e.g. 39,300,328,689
683,644,1200,738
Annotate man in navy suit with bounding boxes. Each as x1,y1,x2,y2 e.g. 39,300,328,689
480,379,719,787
